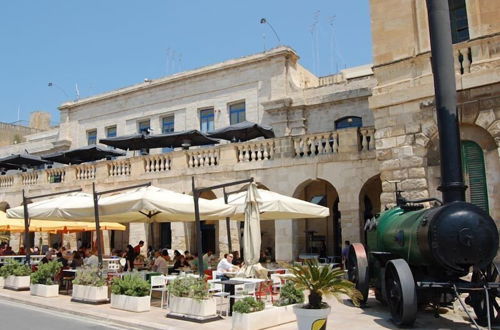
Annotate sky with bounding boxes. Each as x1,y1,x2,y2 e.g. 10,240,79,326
0,1,372,125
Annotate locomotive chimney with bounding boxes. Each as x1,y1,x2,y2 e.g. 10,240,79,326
425,0,466,203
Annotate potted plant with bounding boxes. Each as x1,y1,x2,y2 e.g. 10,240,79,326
30,260,62,297
3,259,31,290
289,260,362,330
273,281,305,324
72,265,108,304
167,276,218,320
110,274,150,312
0,264,8,288
231,297,266,330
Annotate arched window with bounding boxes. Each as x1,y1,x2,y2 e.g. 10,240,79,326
461,140,489,213
334,116,362,130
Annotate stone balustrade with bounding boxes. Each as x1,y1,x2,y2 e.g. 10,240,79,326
454,35,500,75
0,127,376,190
236,140,275,162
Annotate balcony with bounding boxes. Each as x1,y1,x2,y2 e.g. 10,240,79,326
0,127,375,191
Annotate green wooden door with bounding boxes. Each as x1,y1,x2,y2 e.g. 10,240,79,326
461,140,489,213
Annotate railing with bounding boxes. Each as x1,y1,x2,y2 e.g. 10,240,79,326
359,127,375,151
75,164,96,180
144,154,171,172
236,140,275,162
293,132,338,157
318,73,343,86
187,148,219,168
0,176,14,188
107,159,131,177
454,35,500,75
455,47,471,75
21,172,39,185
46,168,65,183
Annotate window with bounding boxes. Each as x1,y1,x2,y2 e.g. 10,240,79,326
138,120,151,134
200,108,214,133
334,116,362,130
106,126,117,138
162,116,175,134
449,0,469,44
87,130,97,145
229,102,246,125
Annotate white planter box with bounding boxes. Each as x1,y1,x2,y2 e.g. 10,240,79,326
232,305,297,330
30,284,59,297
110,293,150,312
0,277,4,288
4,275,30,290
169,296,217,317
293,304,331,330
72,285,108,303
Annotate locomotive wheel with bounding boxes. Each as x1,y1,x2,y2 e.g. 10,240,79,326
346,243,369,304
384,259,417,326
469,263,500,326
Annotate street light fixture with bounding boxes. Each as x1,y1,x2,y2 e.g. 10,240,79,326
260,18,281,44
48,82,70,99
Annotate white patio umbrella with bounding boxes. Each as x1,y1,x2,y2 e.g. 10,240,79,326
215,188,330,220
241,183,262,277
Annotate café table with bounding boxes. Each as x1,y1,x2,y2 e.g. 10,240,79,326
219,280,246,316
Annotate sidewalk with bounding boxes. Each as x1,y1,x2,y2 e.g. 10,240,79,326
0,288,475,329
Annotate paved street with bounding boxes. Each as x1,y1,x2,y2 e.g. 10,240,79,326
0,299,134,330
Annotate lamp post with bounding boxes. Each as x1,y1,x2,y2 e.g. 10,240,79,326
260,18,281,44
48,82,70,99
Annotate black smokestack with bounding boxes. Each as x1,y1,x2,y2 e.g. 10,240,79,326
426,0,466,203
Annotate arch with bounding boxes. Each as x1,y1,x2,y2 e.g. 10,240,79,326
335,116,362,130
358,175,382,243
293,178,340,258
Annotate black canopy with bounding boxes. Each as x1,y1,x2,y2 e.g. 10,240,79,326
100,130,218,150
0,153,51,170
206,121,275,142
43,144,126,164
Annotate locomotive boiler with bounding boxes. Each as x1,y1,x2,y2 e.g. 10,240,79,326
346,0,500,327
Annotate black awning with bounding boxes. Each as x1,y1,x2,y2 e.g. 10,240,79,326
0,153,51,169
146,130,219,149
99,133,148,150
43,144,126,164
206,121,275,142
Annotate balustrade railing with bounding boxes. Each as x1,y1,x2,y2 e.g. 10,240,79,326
21,172,38,185
187,148,219,168
359,127,375,151
75,164,96,180
46,168,65,183
455,47,471,75
236,140,275,162
293,132,338,157
144,154,171,172
0,176,14,188
107,160,131,177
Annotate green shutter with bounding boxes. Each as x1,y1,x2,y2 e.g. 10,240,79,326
461,140,489,213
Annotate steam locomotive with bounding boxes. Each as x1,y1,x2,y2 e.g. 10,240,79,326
346,1,500,327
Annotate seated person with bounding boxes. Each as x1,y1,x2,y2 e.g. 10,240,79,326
172,255,190,273
84,249,99,267
153,249,170,274
41,251,53,264
70,251,83,268
189,252,208,271
216,253,239,280
56,252,68,268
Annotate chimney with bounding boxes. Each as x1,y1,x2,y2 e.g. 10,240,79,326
29,111,51,130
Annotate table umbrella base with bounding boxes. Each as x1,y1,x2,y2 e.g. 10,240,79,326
166,312,222,323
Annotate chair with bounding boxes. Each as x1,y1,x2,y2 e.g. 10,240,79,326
204,269,213,280
255,280,278,303
60,269,75,295
150,275,168,309
270,274,282,293
213,291,230,317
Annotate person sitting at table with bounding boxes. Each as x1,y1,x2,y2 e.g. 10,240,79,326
70,251,83,268
56,252,68,268
124,244,135,271
3,246,15,256
84,249,99,267
173,250,181,263
41,251,53,264
232,251,243,266
172,255,190,274
189,252,208,271
152,249,170,274
216,253,239,281
184,250,194,261
17,245,25,256
202,250,214,266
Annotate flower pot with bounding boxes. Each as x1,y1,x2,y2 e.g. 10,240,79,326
30,284,59,297
232,305,297,330
110,293,150,312
0,277,4,289
169,296,217,317
72,284,109,303
293,304,331,330
4,275,30,290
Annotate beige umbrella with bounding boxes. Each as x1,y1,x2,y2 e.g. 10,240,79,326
241,183,262,277
215,188,330,220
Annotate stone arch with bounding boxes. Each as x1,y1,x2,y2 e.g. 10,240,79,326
358,175,382,244
293,178,340,258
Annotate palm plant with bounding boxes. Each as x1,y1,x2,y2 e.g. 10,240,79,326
288,260,362,309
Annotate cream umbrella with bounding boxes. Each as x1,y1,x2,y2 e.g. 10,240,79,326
215,188,330,220
241,183,262,277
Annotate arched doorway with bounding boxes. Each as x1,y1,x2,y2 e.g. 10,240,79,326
293,179,339,258
359,175,382,243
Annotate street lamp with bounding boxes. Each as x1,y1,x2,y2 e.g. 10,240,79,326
260,18,281,44
48,82,70,99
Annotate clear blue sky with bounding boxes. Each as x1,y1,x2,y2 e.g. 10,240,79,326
0,1,372,125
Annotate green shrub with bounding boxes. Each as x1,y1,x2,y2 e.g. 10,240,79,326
1,259,31,277
31,260,62,285
274,281,305,306
111,274,150,297
233,297,265,313
72,266,106,287
168,276,209,301
0,265,9,278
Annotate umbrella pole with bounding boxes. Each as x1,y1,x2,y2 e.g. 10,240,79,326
223,187,232,253
192,177,205,277
92,183,104,267
22,189,31,266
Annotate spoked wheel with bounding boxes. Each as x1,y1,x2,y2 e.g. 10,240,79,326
346,243,369,304
384,259,417,326
469,263,500,327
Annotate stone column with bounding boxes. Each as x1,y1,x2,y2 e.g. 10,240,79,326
62,233,77,250
9,233,21,252
274,219,295,262
338,201,361,244
128,223,148,256
217,220,241,257
171,222,188,251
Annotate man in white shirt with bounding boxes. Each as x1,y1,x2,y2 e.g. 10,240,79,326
216,254,237,280
153,249,170,274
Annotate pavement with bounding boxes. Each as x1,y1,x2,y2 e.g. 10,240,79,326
0,287,479,329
